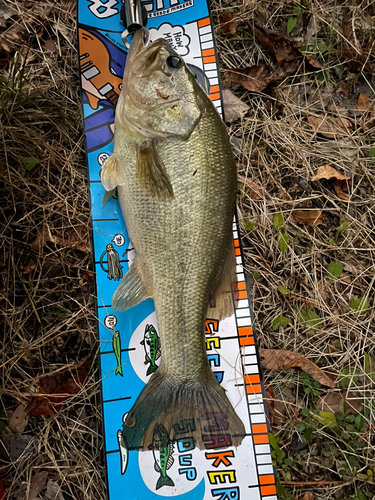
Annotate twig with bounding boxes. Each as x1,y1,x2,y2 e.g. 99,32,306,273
281,480,347,485
289,295,338,311
358,423,375,441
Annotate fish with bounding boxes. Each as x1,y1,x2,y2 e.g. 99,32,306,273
113,330,123,376
150,423,175,490
101,28,245,451
141,324,161,376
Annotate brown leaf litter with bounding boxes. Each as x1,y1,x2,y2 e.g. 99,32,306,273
8,404,29,434
260,349,337,388
316,391,363,415
31,224,91,253
225,24,323,93
307,116,352,139
219,12,238,36
222,89,250,123
357,93,375,132
311,165,352,202
25,355,92,417
292,210,323,226
339,9,375,74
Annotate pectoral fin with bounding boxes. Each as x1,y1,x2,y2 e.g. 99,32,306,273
137,141,174,200
207,244,236,321
102,188,116,208
101,154,120,191
112,258,150,311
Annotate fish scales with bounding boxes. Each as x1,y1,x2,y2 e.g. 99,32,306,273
117,107,235,379
101,28,245,451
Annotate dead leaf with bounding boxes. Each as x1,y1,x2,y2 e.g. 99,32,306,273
8,404,29,434
316,391,362,415
53,226,90,253
238,175,263,200
292,210,323,226
311,165,351,201
222,89,250,123
225,65,270,92
43,38,58,53
0,434,33,461
0,22,29,54
254,28,301,63
260,349,337,388
31,225,90,253
22,258,37,276
25,355,92,417
307,116,352,139
265,384,275,428
311,165,351,184
31,225,53,252
340,10,374,74
220,12,237,36
225,58,302,93
333,181,351,202
301,493,315,500
46,480,64,500
304,55,324,70
358,93,370,113
28,471,49,500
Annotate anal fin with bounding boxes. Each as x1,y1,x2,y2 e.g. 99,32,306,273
112,258,150,311
137,141,174,200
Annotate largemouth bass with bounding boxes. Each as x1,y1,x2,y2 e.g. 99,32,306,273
101,28,245,451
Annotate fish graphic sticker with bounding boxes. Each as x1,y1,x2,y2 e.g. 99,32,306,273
141,324,161,376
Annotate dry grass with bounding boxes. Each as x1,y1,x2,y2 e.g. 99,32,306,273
213,0,375,498
0,0,374,499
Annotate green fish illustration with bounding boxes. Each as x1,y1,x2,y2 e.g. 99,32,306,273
141,324,161,376
150,423,174,490
113,330,123,376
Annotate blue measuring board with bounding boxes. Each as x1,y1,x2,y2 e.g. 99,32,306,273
77,1,278,498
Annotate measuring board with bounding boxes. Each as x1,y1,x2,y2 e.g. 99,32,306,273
77,1,278,499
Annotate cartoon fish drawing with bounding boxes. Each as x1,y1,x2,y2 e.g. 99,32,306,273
113,330,123,376
141,324,161,376
150,423,174,490
101,28,245,450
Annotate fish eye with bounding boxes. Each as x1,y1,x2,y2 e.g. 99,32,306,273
166,55,183,70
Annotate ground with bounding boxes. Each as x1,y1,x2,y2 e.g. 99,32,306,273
0,1,374,499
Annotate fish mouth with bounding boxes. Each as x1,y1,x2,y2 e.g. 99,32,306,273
126,28,172,78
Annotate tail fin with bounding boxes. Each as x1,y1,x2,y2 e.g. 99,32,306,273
156,474,174,490
146,364,158,376
115,366,123,376
122,367,245,451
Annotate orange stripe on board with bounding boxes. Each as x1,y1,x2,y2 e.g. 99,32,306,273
246,383,262,394
198,17,210,28
238,326,252,337
234,281,246,291
210,85,220,93
240,336,254,346
209,93,221,101
253,434,269,444
203,56,216,64
235,290,247,300
202,48,215,56
260,485,277,496
252,424,268,434
245,374,260,384
235,247,241,256
259,475,275,485
234,239,240,247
